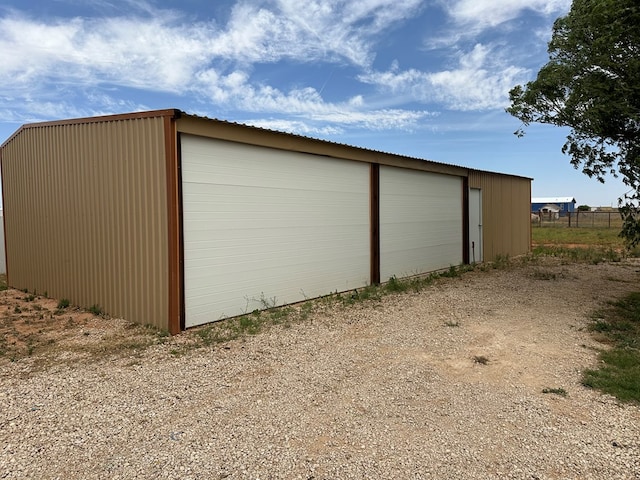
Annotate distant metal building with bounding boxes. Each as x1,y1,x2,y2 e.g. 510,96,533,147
531,196,576,217
1,110,532,333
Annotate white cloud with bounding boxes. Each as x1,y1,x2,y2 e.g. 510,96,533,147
194,70,433,130
425,0,571,49
0,0,428,132
214,0,424,66
0,13,214,92
359,44,529,111
443,0,571,29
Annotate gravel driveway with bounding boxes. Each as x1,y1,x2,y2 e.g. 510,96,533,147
1,259,640,479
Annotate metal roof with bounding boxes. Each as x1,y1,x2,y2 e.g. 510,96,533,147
2,108,533,181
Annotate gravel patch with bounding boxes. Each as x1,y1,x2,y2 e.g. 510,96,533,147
1,259,640,479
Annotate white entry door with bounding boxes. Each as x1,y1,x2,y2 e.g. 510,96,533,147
469,188,483,263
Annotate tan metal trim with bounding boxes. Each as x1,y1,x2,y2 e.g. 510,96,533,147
176,115,469,178
1,109,180,149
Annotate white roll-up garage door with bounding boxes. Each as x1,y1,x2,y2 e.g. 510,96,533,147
181,135,371,328
380,166,463,281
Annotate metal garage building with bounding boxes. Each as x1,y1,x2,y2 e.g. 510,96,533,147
0,109,531,333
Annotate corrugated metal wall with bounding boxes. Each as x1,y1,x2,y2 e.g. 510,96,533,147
0,212,5,274
1,116,170,330
468,171,531,261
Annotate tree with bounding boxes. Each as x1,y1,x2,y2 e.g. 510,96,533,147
507,0,640,245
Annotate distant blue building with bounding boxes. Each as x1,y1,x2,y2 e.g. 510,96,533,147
531,197,576,217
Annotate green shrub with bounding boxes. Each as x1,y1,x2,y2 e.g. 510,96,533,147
57,299,70,309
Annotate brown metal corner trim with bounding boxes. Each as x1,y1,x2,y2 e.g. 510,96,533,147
164,115,182,334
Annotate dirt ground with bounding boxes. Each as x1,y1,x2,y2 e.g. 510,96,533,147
1,257,640,377
0,278,167,364
1,258,639,479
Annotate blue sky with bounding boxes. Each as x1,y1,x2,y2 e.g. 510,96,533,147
0,0,629,207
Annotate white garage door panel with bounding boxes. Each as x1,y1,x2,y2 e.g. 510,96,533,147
380,166,463,281
182,135,370,327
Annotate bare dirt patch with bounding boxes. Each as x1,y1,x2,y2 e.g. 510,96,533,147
0,279,168,366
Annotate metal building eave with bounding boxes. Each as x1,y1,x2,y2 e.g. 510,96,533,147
176,112,470,178
1,109,181,149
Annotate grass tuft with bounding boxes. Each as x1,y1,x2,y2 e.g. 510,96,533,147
384,275,409,293
57,299,70,309
542,387,568,397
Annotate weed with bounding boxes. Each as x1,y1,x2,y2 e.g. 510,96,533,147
298,301,314,321
439,265,460,278
532,270,557,281
14,306,21,314
384,275,409,293
444,320,460,327
345,284,381,304
238,314,263,334
88,304,102,316
155,329,170,343
492,254,511,269
24,295,35,302
542,387,568,397
57,299,70,309
258,293,278,310
268,306,293,324
590,319,614,333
